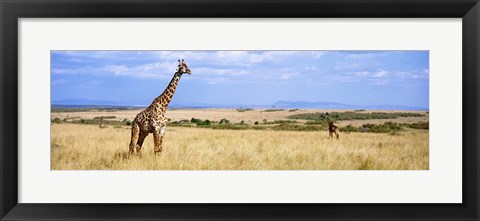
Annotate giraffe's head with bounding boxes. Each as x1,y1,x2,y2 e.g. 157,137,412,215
323,112,329,119
176,59,192,75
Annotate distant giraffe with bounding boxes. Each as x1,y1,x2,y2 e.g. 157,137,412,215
324,112,339,140
129,59,191,154
99,116,105,128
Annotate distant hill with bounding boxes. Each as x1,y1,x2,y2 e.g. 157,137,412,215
272,100,428,111
51,99,428,111
273,101,353,109
52,99,123,106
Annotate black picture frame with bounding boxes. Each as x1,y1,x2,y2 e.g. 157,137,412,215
1,0,479,220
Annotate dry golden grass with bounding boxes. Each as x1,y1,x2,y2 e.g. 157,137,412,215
51,108,429,127
51,123,429,170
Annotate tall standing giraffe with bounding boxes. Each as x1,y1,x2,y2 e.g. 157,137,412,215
129,59,191,154
324,112,340,140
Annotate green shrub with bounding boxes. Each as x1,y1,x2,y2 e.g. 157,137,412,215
236,108,253,112
340,124,359,132
190,118,212,126
305,120,327,126
68,118,127,127
212,124,250,130
337,122,409,133
219,118,230,124
384,121,402,131
272,124,326,131
402,122,429,129
389,130,401,136
52,118,62,124
264,109,285,112
265,120,297,124
254,121,259,125
168,120,194,127
288,111,424,121
94,116,116,119
170,119,192,126
360,122,402,133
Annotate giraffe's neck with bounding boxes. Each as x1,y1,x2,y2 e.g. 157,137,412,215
326,118,333,125
150,72,182,113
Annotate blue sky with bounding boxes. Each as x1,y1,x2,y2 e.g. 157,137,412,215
51,50,429,108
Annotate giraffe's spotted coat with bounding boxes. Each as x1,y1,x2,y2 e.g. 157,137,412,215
129,60,191,154
325,114,340,140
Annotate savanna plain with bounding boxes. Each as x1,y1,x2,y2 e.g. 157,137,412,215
51,108,429,170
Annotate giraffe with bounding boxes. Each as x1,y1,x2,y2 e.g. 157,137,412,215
324,112,339,140
99,116,105,128
129,59,191,154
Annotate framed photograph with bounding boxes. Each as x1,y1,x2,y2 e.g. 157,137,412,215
1,0,479,220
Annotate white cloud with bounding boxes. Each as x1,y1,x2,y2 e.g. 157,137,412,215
305,66,319,71
195,67,250,76
53,60,177,79
330,68,428,85
334,52,386,71
51,68,76,75
53,51,151,61
213,51,297,64
206,77,231,85
335,61,364,70
52,51,331,81
347,52,386,59
354,71,370,77
372,70,387,78
370,79,389,85
311,51,325,59
51,79,67,86
416,68,429,78
352,70,388,78
155,51,307,66
156,51,211,61
104,65,129,76
330,70,389,84
394,69,429,79
328,75,359,83
101,61,178,78
279,72,300,80
199,50,322,66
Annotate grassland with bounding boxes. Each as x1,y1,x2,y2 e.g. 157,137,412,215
51,124,428,170
51,108,429,127
51,108,429,170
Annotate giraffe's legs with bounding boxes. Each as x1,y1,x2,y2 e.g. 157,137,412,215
136,131,148,153
129,124,140,154
153,126,165,154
